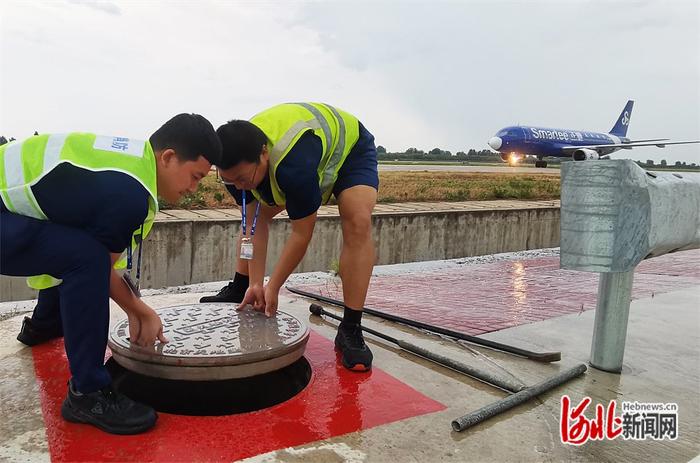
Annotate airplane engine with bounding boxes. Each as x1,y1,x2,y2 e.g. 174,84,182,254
572,149,599,161
500,153,509,162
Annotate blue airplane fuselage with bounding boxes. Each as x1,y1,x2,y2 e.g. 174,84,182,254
487,101,698,165
492,126,627,158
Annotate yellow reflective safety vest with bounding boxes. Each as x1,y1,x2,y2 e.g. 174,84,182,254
0,133,159,289
249,103,360,205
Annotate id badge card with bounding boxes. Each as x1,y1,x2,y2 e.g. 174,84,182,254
240,237,254,260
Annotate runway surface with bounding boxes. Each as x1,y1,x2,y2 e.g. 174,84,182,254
378,164,561,175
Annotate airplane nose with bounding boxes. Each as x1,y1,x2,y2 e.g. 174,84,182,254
488,136,502,150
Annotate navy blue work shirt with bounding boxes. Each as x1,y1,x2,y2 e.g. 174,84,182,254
30,163,149,253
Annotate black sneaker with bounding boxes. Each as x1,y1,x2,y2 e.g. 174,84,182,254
199,281,242,303
61,380,157,435
335,323,373,372
16,316,63,347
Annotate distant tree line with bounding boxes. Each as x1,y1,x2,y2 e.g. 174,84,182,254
377,145,562,164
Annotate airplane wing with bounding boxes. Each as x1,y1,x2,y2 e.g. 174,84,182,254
561,140,700,153
626,138,669,143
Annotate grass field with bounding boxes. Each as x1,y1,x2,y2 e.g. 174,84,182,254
378,160,700,172
163,171,561,209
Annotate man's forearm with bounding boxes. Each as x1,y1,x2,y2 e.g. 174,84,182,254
267,231,311,291
247,222,270,286
109,268,150,317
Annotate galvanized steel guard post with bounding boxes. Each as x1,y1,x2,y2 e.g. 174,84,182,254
589,271,634,372
560,160,700,373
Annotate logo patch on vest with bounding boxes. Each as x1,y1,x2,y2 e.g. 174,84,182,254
93,136,145,157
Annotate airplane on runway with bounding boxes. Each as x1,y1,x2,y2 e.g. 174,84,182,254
487,100,699,167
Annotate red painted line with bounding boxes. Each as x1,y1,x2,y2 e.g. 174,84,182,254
32,331,445,462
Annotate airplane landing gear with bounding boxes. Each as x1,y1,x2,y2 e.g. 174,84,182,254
535,160,548,168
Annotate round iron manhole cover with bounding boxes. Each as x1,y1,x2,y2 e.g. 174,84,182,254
108,304,309,381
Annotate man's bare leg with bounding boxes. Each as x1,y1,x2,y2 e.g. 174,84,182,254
335,185,377,371
338,185,377,308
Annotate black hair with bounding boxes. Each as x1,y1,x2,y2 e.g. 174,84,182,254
215,120,268,169
149,113,222,165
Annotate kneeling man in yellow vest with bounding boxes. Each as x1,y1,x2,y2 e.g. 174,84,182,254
0,114,222,434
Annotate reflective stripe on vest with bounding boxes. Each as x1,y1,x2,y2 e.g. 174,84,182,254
268,119,322,166
295,103,347,194
43,133,68,173
297,103,332,151
320,104,346,195
2,141,45,219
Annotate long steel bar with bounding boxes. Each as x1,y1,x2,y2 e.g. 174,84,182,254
289,286,561,362
310,304,525,393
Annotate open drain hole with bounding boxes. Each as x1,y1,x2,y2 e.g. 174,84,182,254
106,357,312,416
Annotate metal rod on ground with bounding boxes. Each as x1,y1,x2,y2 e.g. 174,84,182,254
309,304,525,393
451,363,587,432
289,286,560,362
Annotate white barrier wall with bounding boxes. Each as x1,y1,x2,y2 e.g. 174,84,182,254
2,202,560,302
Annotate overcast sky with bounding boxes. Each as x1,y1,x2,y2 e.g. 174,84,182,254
1,0,698,163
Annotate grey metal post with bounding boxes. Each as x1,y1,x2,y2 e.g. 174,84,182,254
560,160,700,375
589,270,635,373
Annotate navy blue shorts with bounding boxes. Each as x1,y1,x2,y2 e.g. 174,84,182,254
332,122,379,198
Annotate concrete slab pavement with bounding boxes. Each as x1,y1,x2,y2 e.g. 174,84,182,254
1,249,698,462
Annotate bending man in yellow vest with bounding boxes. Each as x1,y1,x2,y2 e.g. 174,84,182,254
206,103,378,372
0,114,222,434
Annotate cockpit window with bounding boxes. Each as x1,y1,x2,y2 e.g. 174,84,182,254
497,129,509,137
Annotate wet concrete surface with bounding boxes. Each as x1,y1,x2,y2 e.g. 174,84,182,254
0,315,50,462
289,249,700,336
0,251,698,462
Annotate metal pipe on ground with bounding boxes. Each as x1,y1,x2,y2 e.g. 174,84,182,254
309,304,525,393
451,363,587,432
290,286,560,362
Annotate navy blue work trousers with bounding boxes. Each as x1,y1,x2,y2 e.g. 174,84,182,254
0,210,112,393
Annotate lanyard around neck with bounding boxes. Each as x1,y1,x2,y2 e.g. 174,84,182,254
241,190,261,236
126,223,144,288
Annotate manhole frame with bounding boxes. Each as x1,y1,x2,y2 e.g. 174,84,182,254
108,304,310,380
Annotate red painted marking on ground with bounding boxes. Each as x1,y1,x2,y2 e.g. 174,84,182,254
290,250,700,336
32,332,445,462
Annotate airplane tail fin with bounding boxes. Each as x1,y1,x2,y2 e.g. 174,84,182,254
609,100,634,137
